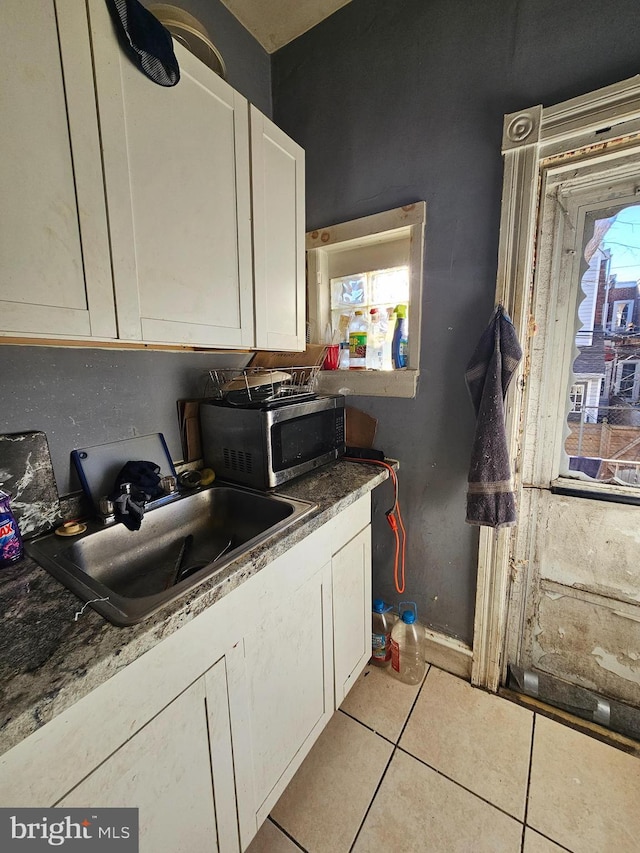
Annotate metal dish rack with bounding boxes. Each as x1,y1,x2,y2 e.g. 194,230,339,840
205,362,324,405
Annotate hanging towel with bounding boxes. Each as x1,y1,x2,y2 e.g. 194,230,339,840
105,0,180,87
465,305,522,528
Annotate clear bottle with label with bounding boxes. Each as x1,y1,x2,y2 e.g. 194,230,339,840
381,308,394,371
339,340,351,369
366,309,384,370
371,598,396,667
390,602,425,685
348,310,368,369
0,490,24,568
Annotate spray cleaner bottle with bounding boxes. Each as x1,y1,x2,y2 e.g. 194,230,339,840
392,304,409,368
0,490,24,567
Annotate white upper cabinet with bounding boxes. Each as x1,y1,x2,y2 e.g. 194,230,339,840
0,0,115,339
88,0,254,347
1,2,305,350
251,107,306,351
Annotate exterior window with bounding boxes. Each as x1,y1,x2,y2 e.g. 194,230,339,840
562,202,640,489
306,203,425,398
329,265,409,340
611,299,634,332
569,383,585,413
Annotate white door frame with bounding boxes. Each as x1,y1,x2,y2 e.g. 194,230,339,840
471,75,640,691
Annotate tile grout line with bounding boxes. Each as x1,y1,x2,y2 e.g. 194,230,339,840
338,663,432,746
394,743,526,826
519,715,573,853
520,712,537,853
396,664,431,743
338,707,397,747
531,828,574,853
267,668,432,853
348,744,397,853
268,816,309,852
348,666,432,852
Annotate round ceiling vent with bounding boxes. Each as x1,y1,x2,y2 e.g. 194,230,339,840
148,4,227,79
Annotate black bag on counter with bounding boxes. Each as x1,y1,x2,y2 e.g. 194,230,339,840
109,460,164,531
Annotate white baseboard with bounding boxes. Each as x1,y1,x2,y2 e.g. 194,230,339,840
424,629,473,680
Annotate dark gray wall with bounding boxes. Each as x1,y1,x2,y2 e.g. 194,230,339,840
272,0,640,643
2,0,268,495
1,347,248,496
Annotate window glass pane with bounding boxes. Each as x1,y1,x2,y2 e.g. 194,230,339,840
564,203,640,486
330,274,367,308
329,265,410,343
370,266,409,304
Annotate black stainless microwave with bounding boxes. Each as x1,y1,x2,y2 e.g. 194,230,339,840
200,394,345,490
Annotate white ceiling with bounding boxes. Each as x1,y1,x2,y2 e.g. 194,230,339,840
219,0,353,53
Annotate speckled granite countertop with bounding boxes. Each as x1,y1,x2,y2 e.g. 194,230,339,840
0,460,387,757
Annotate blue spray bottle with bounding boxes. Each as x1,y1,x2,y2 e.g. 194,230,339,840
392,304,408,368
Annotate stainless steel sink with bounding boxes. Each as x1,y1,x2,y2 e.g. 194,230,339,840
26,485,316,626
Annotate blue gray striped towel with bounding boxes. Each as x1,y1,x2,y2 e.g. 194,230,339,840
106,0,180,87
465,305,522,528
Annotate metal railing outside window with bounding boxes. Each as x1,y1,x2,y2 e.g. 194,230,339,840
566,404,640,484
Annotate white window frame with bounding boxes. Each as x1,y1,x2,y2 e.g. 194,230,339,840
615,359,640,399
611,298,634,331
306,203,425,398
528,169,640,492
471,75,640,693
570,382,586,413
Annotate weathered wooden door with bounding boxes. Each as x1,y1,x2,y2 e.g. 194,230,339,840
504,142,640,728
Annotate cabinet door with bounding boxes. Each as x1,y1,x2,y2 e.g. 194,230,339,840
332,526,372,705
204,659,241,853
59,660,238,853
88,0,254,347
251,106,306,351
238,561,333,834
0,0,115,339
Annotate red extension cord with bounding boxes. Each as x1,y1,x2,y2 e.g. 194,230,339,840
344,457,406,594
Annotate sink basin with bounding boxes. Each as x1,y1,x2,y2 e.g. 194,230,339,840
26,485,316,626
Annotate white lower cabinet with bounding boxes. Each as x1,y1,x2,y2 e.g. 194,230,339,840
231,495,372,849
231,560,334,848
0,494,373,852
60,660,237,853
332,526,372,705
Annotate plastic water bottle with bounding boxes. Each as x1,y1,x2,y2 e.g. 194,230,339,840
381,309,394,371
348,311,368,369
392,304,408,368
366,309,384,370
371,598,396,667
390,603,425,684
0,490,24,567
339,340,351,369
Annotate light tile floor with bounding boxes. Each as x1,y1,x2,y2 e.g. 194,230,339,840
247,664,640,853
